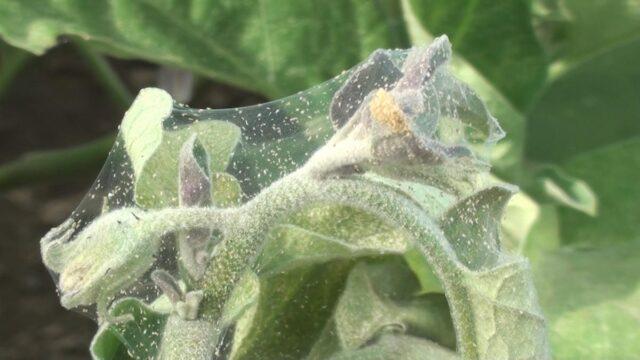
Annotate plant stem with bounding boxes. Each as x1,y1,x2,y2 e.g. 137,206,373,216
0,46,32,101
194,171,464,320
0,42,134,191
73,41,133,110
158,315,220,360
138,171,466,358
0,134,115,190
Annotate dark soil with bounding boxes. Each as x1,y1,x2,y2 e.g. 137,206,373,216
0,44,264,359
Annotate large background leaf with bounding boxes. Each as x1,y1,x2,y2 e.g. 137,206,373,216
558,138,640,246
0,0,405,98
534,241,640,359
407,0,548,109
526,38,640,162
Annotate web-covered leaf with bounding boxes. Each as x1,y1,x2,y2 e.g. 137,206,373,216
38,37,549,360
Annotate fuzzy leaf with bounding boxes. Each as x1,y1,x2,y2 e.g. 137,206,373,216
439,185,516,270
118,88,241,209
211,172,244,207
178,134,211,207
90,298,168,360
328,334,458,360
331,259,455,352
440,185,551,359
401,1,527,170
229,261,354,360
229,203,447,359
457,259,549,360
133,116,240,209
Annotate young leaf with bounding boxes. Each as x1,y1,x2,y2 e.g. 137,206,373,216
331,259,455,352
120,88,173,179
442,258,549,360
119,88,242,208
178,134,212,208
439,185,515,270
404,248,444,294
90,298,168,360
256,224,404,277
401,1,528,171
133,117,240,208
211,172,244,207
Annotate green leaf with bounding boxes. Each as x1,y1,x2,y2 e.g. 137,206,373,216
364,174,456,219
229,260,354,360
119,90,241,208
211,172,244,207
533,241,640,359
228,204,406,359
405,248,444,294
328,334,458,360
440,185,515,270
501,190,541,254
273,204,408,256
256,223,405,277
439,185,550,359
405,0,547,108
0,0,405,97
90,298,168,360
531,165,597,216
219,271,260,327
120,88,173,179
331,259,455,351
229,202,450,359
526,38,640,162
90,330,132,360
559,138,640,245
134,119,240,208
535,0,640,63
521,204,561,262
456,259,549,359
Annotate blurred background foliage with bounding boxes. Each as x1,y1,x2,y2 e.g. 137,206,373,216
0,0,638,359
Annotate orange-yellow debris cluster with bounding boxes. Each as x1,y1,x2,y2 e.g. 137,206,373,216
369,89,409,134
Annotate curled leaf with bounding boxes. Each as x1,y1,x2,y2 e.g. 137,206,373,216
309,35,503,195
533,165,598,216
179,134,212,208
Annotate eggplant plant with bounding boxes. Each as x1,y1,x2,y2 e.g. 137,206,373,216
40,37,549,359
